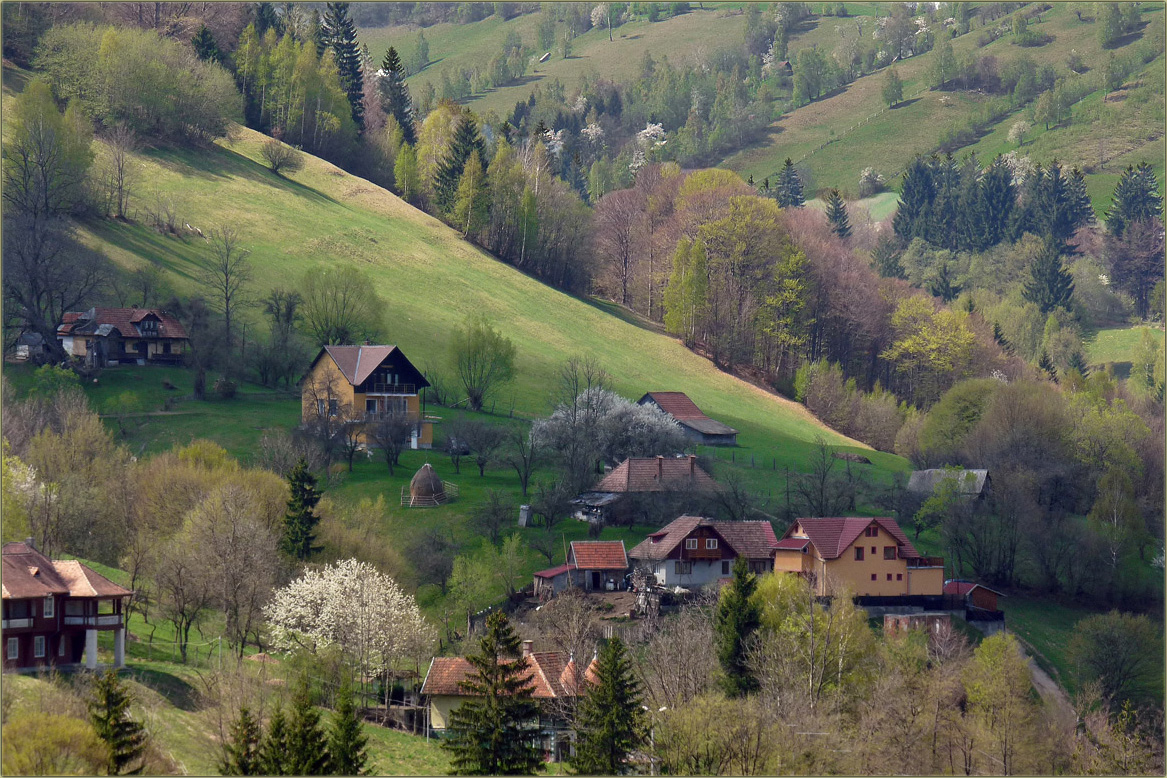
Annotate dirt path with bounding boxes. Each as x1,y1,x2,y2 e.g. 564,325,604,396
1020,644,1075,725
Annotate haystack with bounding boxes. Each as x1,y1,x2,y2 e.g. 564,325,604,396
402,463,459,507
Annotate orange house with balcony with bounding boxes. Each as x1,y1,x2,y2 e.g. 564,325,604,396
300,344,434,449
773,517,945,598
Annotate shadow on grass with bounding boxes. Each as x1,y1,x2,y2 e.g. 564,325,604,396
141,141,341,210
890,97,923,110
579,296,668,335
126,666,201,712
82,219,204,284
2,64,30,94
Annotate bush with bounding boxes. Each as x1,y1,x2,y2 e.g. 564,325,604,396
857,167,885,198
213,378,237,399
260,137,302,176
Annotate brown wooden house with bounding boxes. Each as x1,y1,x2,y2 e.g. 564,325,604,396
57,307,188,366
2,541,133,671
571,456,719,524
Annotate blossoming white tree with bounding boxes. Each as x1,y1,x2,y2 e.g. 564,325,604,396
265,559,435,702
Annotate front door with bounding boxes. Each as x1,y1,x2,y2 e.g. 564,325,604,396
591,571,601,590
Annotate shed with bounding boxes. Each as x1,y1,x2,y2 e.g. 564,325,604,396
907,469,991,498
943,580,1004,612
636,392,738,446
402,463,459,507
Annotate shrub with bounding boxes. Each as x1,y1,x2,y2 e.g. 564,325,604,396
260,137,303,176
213,378,237,399
857,167,885,198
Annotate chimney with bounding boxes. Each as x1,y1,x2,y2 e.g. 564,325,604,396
689,454,696,477
657,455,664,480
24,537,35,550
521,640,534,658
364,338,372,346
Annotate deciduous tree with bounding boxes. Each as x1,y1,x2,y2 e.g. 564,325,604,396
449,314,516,412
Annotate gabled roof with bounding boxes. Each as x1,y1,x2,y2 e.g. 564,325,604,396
907,469,989,495
773,537,810,551
629,516,778,562
58,307,188,339
638,392,738,436
943,580,1006,598
592,456,719,494
782,517,920,560
1,542,132,599
306,345,432,389
569,541,628,570
421,651,593,699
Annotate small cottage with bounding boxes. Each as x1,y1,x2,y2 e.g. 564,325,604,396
572,456,719,524
533,541,629,596
636,392,738,446
57,307,188,366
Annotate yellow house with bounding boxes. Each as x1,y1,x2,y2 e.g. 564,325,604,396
299,344,434,449
773,517,945,598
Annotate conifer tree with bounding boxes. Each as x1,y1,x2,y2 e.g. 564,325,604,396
286,677,331,775
434,113,488,214
254,2,280,36
192,25,222,63
1023,244,1075,314
257,705,291,775
328,681,369,776
872,232,906,279
1107,162,1163,238
88,670,147,776
569,637,644,776
281,458,322,560
379,47,416,145
893,156,936,242
1038,349,1058,382
775,158,804,208
1068,350,1090,377
220,706,263,776
714,557,761,697
928,259,962,302
992,320,1013,355
323,2,364,130
443,611,541,776
309,9,327,57
977,159,1016,250
825,188,851,239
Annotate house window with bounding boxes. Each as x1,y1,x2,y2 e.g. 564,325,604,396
721,561,730,575
865,525,878,537
896,574,903,581
43,596,53,619
706,538,718,550
328,399,339,417
855,546,864,561
685,538,698,550
317,399,327,417
6,638,16,660
366,399,377,414
871,546,876,555
884,547,896,560
886,574,893,581
870,573,877,581
34,636,45,658
58,636,66,657
674,561,692,575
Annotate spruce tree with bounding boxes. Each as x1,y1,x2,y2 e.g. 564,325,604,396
1107,162,1163,238
825,188,851,239
443,611,541,776
1068,350,1090,377
379,47,416,145
1023,244,1075,314
714,557,761,697
88,670,147,776
871,232,906,279
775,158,804,208
569,637,645,776
282,458,322,560
328,681,369,776
323,2,364,131
286,677,331,775
257,705,291,775
434,113,487,214
192,25,222,64
928,259,962,302
893,156,936,242
1038,349,1058,382
220,706,263,776
992,320,1013,355
309,9,327,58
977,159,1016,250
254,2,280,36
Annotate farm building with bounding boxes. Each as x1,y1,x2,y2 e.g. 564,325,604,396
57,307,188,366
636,392,738,446
907,469,991,498
628,515,777,587
533,541,629,596
570,455,720,524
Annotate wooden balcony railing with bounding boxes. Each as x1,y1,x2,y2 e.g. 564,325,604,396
1,618,33,629
63,615,122,627
365,383,416,395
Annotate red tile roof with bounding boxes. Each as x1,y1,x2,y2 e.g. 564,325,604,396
569,541,628,570
593,457,719,493
534,563,573,579
421,651,593,699
628,516,778,562
783,517,920,560
1,543,132,599
57,308,187,339
943,581,1005,598
310,345,432,389
639,392,709,420
773,538,810,551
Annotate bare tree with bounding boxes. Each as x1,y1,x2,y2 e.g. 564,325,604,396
471,488,513,545
100,123,138,219
148,533,212,663
461,419,507,476
369,412,414,474
531,588,600,725
410,528,458,595
531,477,573,532
260,137,302,176
301,372,348,467
201,226,252,370
503,426,539,499
792,435,852,517
593,187,644,307
636,595,718,710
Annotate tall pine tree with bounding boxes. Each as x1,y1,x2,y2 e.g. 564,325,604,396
88,670,147,776
220,706,263,776
569,637,645,776
434,113,487,214
775,158,804,208
928,259,962,302
257,705,291,775
285,676,331,775
378,46,416,145
1038,349,1058,382
323,2,364,131
443,611,541,776
192,25,222,63
871,232,906,279
281,458,322,560
825,188,851,239
893,156,937,242
714,557,761,697
328,680,369,776
1107,162,1162,238
1023,243,1075,313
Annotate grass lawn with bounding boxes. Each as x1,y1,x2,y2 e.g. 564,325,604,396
1001,596,1108,699
1084,325,1164,367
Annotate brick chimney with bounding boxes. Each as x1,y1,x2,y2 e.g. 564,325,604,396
521,640,534,658
689,454,696,477
657,455,664,480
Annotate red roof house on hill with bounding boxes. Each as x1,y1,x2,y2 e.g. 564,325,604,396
637,392,738,446
627,515,777,587
571,456,720,524
58,307,188,366
773,517,945,598
533,541,629,596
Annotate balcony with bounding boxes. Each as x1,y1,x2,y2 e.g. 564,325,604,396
906,556,945,568
1,618,33,629
364,383,416,395
63,615,122,627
